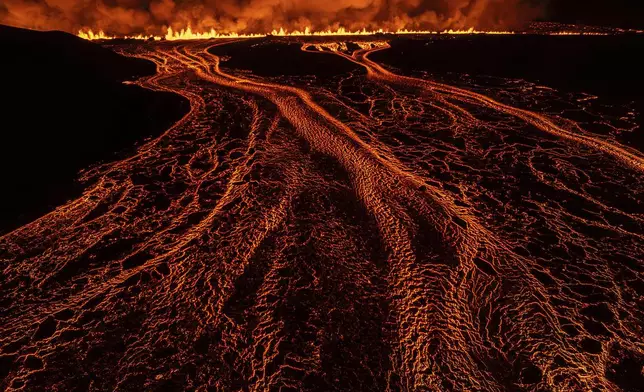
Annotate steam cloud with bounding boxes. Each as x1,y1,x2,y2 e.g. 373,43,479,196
0,0,542,35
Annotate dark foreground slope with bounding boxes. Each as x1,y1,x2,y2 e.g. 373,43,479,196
0,25,189,233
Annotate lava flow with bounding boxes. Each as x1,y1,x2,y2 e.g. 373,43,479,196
1,37,643,392
77,26,516,41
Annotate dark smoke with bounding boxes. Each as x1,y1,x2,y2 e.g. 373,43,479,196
0,0,543,35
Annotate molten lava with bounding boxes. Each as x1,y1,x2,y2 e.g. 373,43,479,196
2,34,643,391
77,26,517,41
75,23,644,41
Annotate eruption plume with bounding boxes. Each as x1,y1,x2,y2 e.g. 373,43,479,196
0,0,542,35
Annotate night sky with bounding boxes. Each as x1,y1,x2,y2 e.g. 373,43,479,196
548,0,644,28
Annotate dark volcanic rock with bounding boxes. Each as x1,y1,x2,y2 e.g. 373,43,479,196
23,354,44,370
0,24,189,233
208,38,361,78
32,316,58,341
370,35,644,151
371,35,644,100
0,354,17,380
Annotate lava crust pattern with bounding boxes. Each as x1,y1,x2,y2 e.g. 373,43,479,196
1,39,644,391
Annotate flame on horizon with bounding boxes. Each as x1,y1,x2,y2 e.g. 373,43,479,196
77,26,517,41
76,25,632,41
2,0,540,38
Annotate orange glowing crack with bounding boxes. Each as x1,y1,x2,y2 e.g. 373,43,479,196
2,36,643,392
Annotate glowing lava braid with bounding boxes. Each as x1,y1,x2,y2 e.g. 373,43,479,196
1,38,643,391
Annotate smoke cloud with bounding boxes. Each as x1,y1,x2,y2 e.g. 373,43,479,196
0,0,543,35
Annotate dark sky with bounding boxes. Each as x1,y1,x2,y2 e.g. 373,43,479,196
547,0,644,28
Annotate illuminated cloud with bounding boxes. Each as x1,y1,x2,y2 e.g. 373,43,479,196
0,0,542,35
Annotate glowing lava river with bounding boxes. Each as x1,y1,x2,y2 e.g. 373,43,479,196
1,38,644,391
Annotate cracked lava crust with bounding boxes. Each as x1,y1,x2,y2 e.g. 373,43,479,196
1,37,644,391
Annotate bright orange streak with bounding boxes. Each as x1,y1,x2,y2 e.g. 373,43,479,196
548,31,610,36
302,41,644,173
77,26,516,41
269,26,515,36
165,27,264,40
77,30,161,40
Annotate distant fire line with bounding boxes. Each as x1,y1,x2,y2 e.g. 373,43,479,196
77,26,517,41
77,24,643,41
